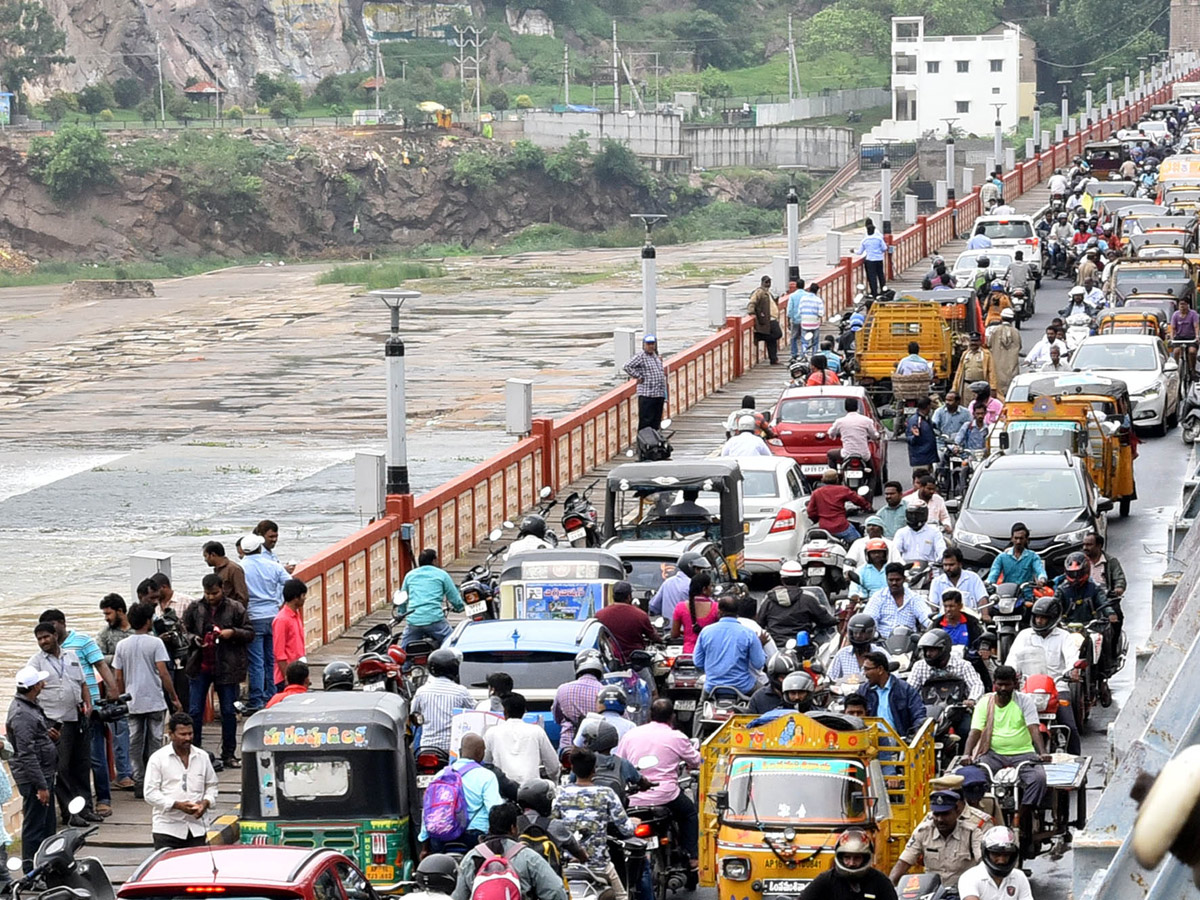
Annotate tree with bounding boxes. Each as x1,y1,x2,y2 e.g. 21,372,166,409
593,138,645,186
42,93,68,122
167,95,194,123
136,98,158,123
488,87,510,111
77,82,116,114
254,72,282,102
27,124,111,201
0,0,72,112
515,94,534,109
799,3,890,60
112,76,144,109
545,130,590,183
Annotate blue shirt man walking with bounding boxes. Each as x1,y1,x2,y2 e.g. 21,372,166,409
857,222,891,298
400,548,465,652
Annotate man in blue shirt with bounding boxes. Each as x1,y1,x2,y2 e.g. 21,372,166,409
863,563,932,637
954,405,989,452
418,733,501,851
240,532,292,712
966,229,993,250
785,278,825,359
906,396,939,468
850,540,890,598
857,222,890,298
400,548,465,652
855,651,928,737
694,596,766,695
932,391,970,454
987,523,1048,598
895,342,933,376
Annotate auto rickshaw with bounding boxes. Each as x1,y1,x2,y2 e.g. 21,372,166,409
1130,231,1191,258
604,460,745,576
699,711,935,895
1083,140,1125,173
1110,258,1195,306
238,693,418,891
856,300,953,400
495,547,628,618
1096,307,1166,337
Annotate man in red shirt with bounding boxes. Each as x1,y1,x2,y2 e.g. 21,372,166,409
596,581,662,661
266,661,310,708
272,579,307,691
805,469,872,544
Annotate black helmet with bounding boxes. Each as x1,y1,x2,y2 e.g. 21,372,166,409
905,503,929,530
597,684,628,714
578,718,621,754
428,648,461,680
1063,551,1092,586
981,826,1020,878
415,854,460,895
517,778,556,818
574,648,604,679
765,652,799,690
917,629,952,670
518,514,547,539
322,661,355,692
976,256,991,268
676,551,712,579
833,829,875,880
847,614,877,649
1031,597,1062,636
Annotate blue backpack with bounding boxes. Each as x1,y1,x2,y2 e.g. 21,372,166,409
422,761,479,840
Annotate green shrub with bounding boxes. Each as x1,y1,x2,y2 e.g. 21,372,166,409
136,98,159,123
315,260,446,288
510,138,545,170
544,131,590,183
268,96,297,119
488,87,510,111
42,93,72,122
113,77,144,109
28,125,112,201
98,108,115,122
78,83,117,114
515,94,534,109
451,149,512,188
224,105,244,120
592,139,645,186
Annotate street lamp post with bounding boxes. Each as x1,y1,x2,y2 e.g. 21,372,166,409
1032,95,1042,153
880,155,892,239
991,103,1005,172
1104,66,1116,106
1082,72,1095,124
371,289,423,496
631,214,667,337
942,118,957,205
1058,79,1071,125
778,165,809,283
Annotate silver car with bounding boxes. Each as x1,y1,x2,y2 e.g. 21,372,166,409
700,456,812,574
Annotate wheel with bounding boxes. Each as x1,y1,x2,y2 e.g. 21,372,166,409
1119,497,1132,517
1169,404,1179,430
1151,415,1168,438
999,632,1014,665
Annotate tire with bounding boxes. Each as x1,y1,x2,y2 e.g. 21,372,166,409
1151,416,1167,438
999,632,1014,665
1015,316,1022,330
1184,417,1200,444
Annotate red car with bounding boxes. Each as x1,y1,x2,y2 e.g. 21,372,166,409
768,385,890,492
118,846,383,900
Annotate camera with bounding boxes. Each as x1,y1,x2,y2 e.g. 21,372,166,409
153,611,189,662
90,694,131,724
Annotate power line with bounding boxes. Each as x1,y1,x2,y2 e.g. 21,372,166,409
1029,0,1171,70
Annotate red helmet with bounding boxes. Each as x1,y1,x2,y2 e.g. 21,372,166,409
1023,673,1058,714
1064,551,1091,585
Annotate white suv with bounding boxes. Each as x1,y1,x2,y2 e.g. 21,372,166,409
970,214,1042,279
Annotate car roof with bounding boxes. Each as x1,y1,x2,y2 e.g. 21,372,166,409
980,451,1081,472
450,618,603,651
1077,333,1160,346
726,455,799,473
976,214,1035,222
778,385,866,401
125,846,333,889
604,537,708,556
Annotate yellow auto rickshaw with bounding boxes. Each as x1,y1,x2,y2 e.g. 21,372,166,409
699,711,935,896
1096,308,1166,338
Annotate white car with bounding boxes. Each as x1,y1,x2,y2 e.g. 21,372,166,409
970,214,1042,275
952,250,1013,288
699,456,812,574
1069,334,1181,435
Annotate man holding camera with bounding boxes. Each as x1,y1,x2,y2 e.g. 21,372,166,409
114,603,181,797
97,594,135,791
151,579,194,716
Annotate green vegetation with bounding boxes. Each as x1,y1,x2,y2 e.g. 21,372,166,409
27,125,112,201
0,0,71,113
314,260,447,290
0,255,247,289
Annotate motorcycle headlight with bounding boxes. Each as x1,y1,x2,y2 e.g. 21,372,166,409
1054,528,1091,544
1033,692,1051,712
722,858,752,881
955,530,992,547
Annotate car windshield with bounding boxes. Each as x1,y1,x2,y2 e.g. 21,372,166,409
776,397,848,424
980,222,1034,240
967,468,1084,511
742,470,780,498
460,651,576,690
624,558,677,592
1003,421,1080,453
725,756,869,826
1072,342,1160,372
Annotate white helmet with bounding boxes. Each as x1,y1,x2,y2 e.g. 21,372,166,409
780,559,804,579
1070,285,1086,297
736,414,757,433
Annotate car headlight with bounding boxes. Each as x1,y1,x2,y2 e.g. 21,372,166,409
722,858,752,881
1135,387,1161,400
955,530,992,547
1054,528,1091,544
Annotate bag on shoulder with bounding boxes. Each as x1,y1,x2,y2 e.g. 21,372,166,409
470,841,524,900
422,761,478,840
592,754,628,807
518,819,564,876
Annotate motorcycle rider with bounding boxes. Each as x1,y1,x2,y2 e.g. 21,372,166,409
850,539,892,600
1007,250,1035,301
805,353,841,386
756,560,839,647
931,547,989,614
967,381,1002,425
506,515,555,559
1005,597,1082,754
908,629,983,740
958,826,1033,900
948,404,989,491
1025,325,1070,369
806,469,872,544
1050,212,1074,272
515,779,588,871
1076,249,1101,289
1055,552,1119,696
932,390,971,469
648,551,710,618
890,788,986,891
552,650,606,751
322,660,355,692
829,614,890,680
906,473,952,534
720,414,772,458
936,591,984,647
573,685,636,746
828,397,880,467
846,517,901,567
724,395,775,440
894,502,947,565
411,649,475,752
987,522,1048,600
1082,530,1125,640
399,548,465,652
799,829,898,900
749,652,799,714
863,563,932,638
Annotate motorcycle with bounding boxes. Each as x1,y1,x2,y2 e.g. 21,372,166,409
628,758,694,900
566,837,649,900
1179,381,1199,444
356,646,407,695
414,745,449,790
796,528,851,597
1022,673,1071,755
919,674,970,771
839,456,873,495
661,646,703,731
692,686,752,741
7,798,115,900
561,478,603,548
1009,286,1033,328
884,625,919,675
459,536,502,621
895,872,956,900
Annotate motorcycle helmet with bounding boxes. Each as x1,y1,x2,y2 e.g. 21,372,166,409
780,559,804,582
597,684,628,714
905,502,929,531
578,717,621,754
736,413,757,433
918,629,953,670
990,280,1005,292
1064,551,1092,585
969,380,990,396
789,360,807,380
781,669,817,708
765,652,799,690
1069,285,1087,299
847,614,878,649
322,661,355,692
415,854,460,895
518,514,547,540
976,256,991,268
833,829,875,879
865,538,889,566
574,648,605,679
981,826,1020,878
1057,211,1068,221
849,312,866,332
428,648,461,680
1030,597,1062,637
517,778,556,817
676,551,712,579
932,255,945,267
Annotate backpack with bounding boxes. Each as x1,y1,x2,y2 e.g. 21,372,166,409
592,754,628,807
517,817,564,877
470,841,524,900
422,761,479,841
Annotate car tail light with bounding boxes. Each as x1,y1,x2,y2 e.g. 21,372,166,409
186,889,227,894
769,509,797,534
635,823,653,838
564,516,584,531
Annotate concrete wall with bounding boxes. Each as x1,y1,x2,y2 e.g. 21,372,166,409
682,125,855,169
915,137,1011,187
520,111,681,156
753,88,891,126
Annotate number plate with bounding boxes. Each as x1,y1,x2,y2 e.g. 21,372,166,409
568,528,587,542
762,879,811,892
465,600,488,617
362,680,386,692
641,836,659,849
806,565,826,576
801,465,826,475
365,865,395,882
674,699,697,711
416,774,437,789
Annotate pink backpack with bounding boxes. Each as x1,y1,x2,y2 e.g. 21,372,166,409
421,761,479,840
470,842,524,900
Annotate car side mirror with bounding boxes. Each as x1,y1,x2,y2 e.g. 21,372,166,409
998,431,1010,450
1166,358,1180,371
762,409,772,423
1098,496,1115,513
946,498,961,513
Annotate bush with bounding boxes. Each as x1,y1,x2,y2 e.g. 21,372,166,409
545,131,590,183
28,125,112,201
78,82,117,115
113,77,144,109
510,138,545,170
43,94,71,122
488,87,510,111
593,139,645,186
98,108,115,122
268,96,297,120
223,105,244,121
167,96,193,122
451,149,512,188
315,260,446,288
136,98,159,123
515,94,534,109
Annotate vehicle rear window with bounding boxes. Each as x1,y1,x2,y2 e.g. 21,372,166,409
625,559,677,592
461,653,575,690
241,750,403,820
742,470,779,498
280,760,350,800
776,397,851,423
980,221,1034,240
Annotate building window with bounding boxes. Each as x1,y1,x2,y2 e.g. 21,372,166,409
990,59,1003,72
992,87,1001,94
894,54,916,74
927,61,940,74
957,60,970,73
956,100,970,113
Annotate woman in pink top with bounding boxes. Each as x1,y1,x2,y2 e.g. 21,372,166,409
672,573,718,653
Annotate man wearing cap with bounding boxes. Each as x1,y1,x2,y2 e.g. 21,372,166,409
596,581,661,664
890,788,985,890
952,333,996,396
845,517,901,567
623,335,668,432
239,532,292,714
747,275,780,365
990,308,1022,395
7,667,58,869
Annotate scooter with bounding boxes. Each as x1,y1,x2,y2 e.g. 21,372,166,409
1064,312,1094,351
839,456,873,495
919,674,970,771
796,528,851,596
1022,673,1072,755
663,652,704,731
693,686,752,741
8,798,115,900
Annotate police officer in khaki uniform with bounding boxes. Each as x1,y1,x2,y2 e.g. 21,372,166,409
889,789,985,890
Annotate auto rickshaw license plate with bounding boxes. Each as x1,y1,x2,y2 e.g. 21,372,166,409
763,879,810,893
366,865,395,881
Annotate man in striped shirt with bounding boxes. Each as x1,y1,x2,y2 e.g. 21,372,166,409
411,649,475,752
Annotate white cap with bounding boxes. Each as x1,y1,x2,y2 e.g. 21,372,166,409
15,666,49,690
240,533,264,553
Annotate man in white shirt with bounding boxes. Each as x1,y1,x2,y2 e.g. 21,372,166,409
720,415,771,457
1006,598,1080,753
1025,326,1070,369
483,692,561,786
1048,169,1070,195
143,712,218,849
957,827,1034,900
828,397,879,463
894,502,947,564
929,548,989,613
845,516,902,567
905,474,951,533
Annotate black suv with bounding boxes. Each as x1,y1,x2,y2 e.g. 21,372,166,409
951,452,1112,574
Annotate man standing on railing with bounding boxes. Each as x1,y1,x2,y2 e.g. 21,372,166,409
623,334,668,432
857,221,891,298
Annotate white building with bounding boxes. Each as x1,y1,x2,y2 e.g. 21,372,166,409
868,17,1036,141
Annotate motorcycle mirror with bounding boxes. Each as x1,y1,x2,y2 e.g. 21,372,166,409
67,796,86,815
846,569,861,584
489,528,503,542
628,650,653,669
626,449,636,458
540,486,554,499
889,660,901,673
857,485,871,496
503,520,516,529
660,418,673,428
392,589,407,606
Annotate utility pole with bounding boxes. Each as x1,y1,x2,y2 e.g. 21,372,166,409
612,19,620,113
456,27,466,117
375,42,384,114
155,31,166,124
619,49,645,112
787,15,801,102
563,44,569,104
454,26,482,123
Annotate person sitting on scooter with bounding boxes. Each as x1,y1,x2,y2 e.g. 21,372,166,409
806,469,872,545
894,502,946,566
890,788,985,891
720,414,772,458
905,474,952,534
908,629,983,742
749,652,799,714
1055,552,1119,690
931,548,989,615
1061,284,1096,319
850,539,891,600
806,353,841,386
756,560,839,648
1004,598,1081,755
864,563,933,638
986,522,1047,601
829,397,880,468
958,826,1033,900
846,517,901,567
854,651,928,739
828,614,889,681
412,649,476,752
967,381,1002,425
936,591,983,648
